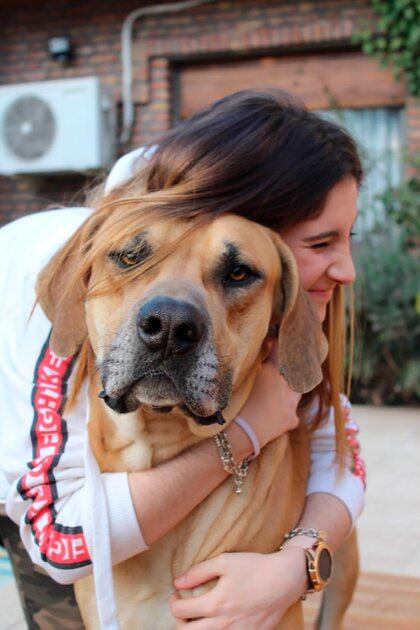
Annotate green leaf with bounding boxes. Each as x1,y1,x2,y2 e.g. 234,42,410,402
355,0,420,95
390,36,403,49
363,41,375,55
376,36,387,50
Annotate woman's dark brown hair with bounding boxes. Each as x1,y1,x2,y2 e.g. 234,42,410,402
145,89,363,230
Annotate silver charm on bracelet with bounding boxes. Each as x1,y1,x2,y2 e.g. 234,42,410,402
213,431,250,494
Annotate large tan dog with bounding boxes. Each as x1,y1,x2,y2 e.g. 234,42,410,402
38,211,356,629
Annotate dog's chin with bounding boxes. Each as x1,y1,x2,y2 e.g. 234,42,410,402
101,374,225,424
133,374,185,408
102,375,184,414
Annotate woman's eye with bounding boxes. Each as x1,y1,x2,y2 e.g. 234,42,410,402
228,265,250,282
310,242,329,250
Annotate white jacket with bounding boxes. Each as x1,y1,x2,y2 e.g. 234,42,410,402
0,150,365,584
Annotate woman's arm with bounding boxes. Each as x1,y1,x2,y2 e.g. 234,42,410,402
285,492,351,553
128,422,251,546
305,396,365,531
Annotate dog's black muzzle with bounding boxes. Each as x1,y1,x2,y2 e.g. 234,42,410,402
98,296,227,424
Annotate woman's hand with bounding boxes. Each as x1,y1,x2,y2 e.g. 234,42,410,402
170,548,308,629
238,341,302,449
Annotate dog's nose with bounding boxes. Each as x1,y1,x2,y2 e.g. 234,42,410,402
137,297,205,355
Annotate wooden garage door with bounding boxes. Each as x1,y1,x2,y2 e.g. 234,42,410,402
175,50,405,120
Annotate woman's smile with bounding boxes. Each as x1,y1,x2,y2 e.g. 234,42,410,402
308,288,335,301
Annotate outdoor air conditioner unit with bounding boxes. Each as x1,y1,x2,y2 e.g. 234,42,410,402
0,76,116,175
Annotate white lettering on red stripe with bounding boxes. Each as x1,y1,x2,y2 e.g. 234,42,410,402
19,341,91,568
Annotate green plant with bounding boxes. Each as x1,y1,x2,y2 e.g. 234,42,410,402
381,168,420,238
352,175,420,405
354,0,420,96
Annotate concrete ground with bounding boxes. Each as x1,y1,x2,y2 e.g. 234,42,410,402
0,405,419,629
354,405,420,578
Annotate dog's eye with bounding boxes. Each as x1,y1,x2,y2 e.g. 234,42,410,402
120,252,139,267
108,248,148,269
108,232,152,270
229,265,250,282
223,264,260,288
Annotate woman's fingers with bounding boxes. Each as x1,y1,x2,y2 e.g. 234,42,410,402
169,592,216,620
174,556,224,589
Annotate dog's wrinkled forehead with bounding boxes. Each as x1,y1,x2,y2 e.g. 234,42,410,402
106,214,281,286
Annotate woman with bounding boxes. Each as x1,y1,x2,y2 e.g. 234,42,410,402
0,89,365,628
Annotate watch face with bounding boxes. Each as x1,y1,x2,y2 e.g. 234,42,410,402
318,547,332,581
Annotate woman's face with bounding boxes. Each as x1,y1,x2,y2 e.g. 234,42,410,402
280,177,358,322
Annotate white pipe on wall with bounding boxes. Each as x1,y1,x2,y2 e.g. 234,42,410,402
120,0,220,144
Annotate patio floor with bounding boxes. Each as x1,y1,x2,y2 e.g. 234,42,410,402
304,404,420,628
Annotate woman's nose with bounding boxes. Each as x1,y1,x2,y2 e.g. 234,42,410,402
328,250,356,285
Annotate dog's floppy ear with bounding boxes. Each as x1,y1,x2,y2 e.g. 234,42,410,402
273,236,328,393
36,214,101,357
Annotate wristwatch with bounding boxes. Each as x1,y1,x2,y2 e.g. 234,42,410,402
303,539,333,596
278,527,333,599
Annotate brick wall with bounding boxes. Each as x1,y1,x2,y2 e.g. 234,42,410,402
0,0,417,224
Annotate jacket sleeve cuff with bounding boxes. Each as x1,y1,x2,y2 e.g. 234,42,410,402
306,468,365,526
100,472,149,564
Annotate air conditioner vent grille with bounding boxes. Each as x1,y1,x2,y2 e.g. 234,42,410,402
3,95,56,160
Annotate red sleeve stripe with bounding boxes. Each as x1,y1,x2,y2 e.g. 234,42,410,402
18,334,92,569
345,420,367,490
